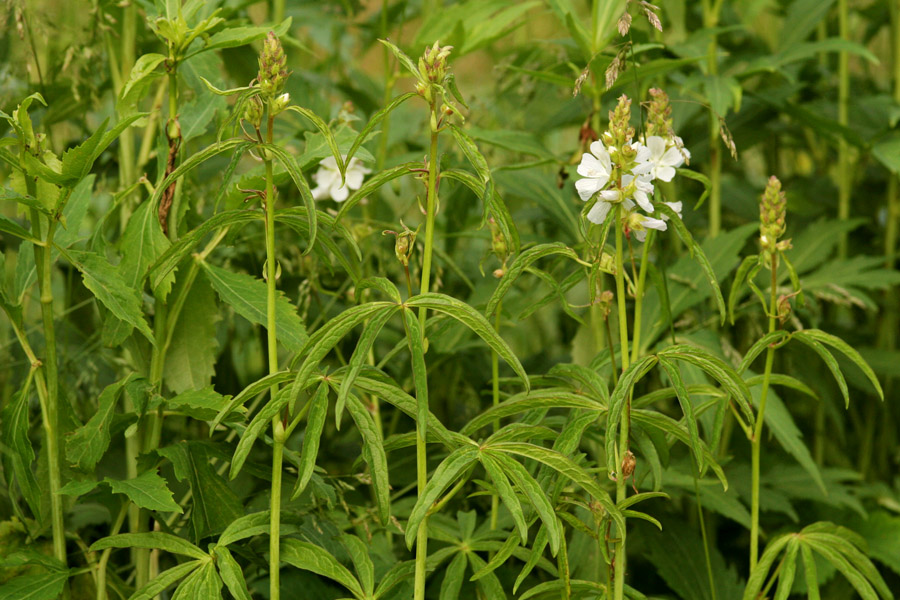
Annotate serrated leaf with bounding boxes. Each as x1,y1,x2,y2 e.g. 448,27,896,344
659,358,704,472
0,215,42,245
336,307,397,427
0,570,70,600
105,470,182,513
202,262,307,353
1,376,42,520
170,560,222,600
201,17,291,51
480,452,528,543
66,374,135,471
485,243,580,317
293,383,330,499
344,392,392,525
163,273,220,394
212,546,251,600
90,531,203,558
65,249,155,344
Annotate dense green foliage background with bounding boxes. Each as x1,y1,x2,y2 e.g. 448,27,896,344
1,0,900,599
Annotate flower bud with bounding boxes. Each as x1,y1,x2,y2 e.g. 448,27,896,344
271,92,290,115
646,88,673,138
258,31,289,99
760,176,787,262
492,268,505,279
244,96,263,127
418,40,453,85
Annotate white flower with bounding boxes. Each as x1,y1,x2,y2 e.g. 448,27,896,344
661,200,682,220
642,135,687,182
575,141,612,201
629,213,668,242
311,155,371,202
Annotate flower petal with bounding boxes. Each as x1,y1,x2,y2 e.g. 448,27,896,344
633,190,654,213
576,177,605,201
654,165,676,182
642,216,668,231
661,146,685,168
587,200,611,224
577,153,611,181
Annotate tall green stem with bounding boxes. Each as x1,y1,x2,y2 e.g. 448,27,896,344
612,205,629,600
703,0,723,237
117,2,136,194
749,254,778,570
837,0,851,257
30,213,67,580
490,302,502,530
630,231,652,364
262,112,284,600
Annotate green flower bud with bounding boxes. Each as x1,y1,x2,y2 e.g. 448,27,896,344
244,96,263,127
760,175,787,262
645,88,673,138
258,31,289,99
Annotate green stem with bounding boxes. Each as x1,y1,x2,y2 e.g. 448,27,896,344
405,313,430,600
837,0,850,257
612,205,629,600
490,301,502,531
630,231,653,364
703,0,722,238
117,2,136,195
28,201,67,588
693,462,717,600
272,0,285,23
96,503,128,600
418,123,440,342
263,111,284,600
749,253,778,571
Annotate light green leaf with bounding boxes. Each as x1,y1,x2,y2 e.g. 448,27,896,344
480,452,528,543
342,534,375,597
280,539,365,599
213,546,251,600
163,274,220,395
129,561,203,600
293,383,330,499
65,249,155,344
201,17,291,51
345,392,392,525
66,374,135,471
105,469,182,513
439,552,467,600
90,531,204,558
202,262,307,353
336,306,397,427
659,358,704,472
0,570,70,600
485,243,580,317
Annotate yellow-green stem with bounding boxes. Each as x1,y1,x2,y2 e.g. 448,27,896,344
612,205,629,600
490,302,502,530
418,124,440,340
96,503,128,600
28,201,67,592
750,254,778,570
837,0,850,257
263,111,284,599
630,231,653,364
703,0,723,238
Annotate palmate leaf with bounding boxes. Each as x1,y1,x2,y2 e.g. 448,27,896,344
256,143,317,252
170,560,222,600
462,389,603,435
344,391,392,525
281,539,366,600
658,358,705,472
345,92,418,166
479,452,528,542
335,306,396,428
293,383,329,499
212,546,251,600
211,371,294,431
606,354,658,475
342,534,375,597
335,162,417,221
405,293,528,387
403,307,430,438
405,446,479,549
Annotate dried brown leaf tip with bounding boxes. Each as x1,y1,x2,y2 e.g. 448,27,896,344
573,64,591,98
718,116,738,160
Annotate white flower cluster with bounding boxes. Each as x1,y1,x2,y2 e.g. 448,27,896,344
575,134,688,241
312,155,371,203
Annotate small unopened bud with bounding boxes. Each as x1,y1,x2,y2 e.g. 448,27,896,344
384,221,418,267
258,31,289,98
760,176,787,262
777,294,792,324
492,268,505,279
419,40,453,85
272,92,290,114
621,450,636,479
646,88,673,138
244,96,263,126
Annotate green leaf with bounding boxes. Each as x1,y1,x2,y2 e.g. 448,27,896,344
374,560,416,598
218,511,280,547
60,115,144,186
257,143,317,252
378,38,421,80
335,162,416,222
344,393,392,525
201,17,291,51
480,452,528,543
65,249,155,344
0,570,70,600
342,534,375,597
170,560,222,600
405,447,479,549
157,442,242,540
280,539,365,599
130,561,204,600
439,551,467,600
286,105,345,177
119,200,174,299
461,389,602,436
777,0,837,50
163,274,220,394
743,534,792,600
293,383,330,499
405,293,529,389
336,306,397,427
202,262,307,353
118,53,167,115
105,469,182,513
149,209,261,290
774,539,800,600
801,542,822,600
211,371,294,431
656,204,726,323
66,374,135,471
90,531,205,558
488,451,562,556
606,355,659,474
659,358,704,472
346,92,418,165
728,255,759,324
403,308,429,439
213,546,252,600
485,243,580,317
228,388,291,479
792,332,850,407
0,215,43,245
0,376,42,519
795,329,883,401
873,132,900,175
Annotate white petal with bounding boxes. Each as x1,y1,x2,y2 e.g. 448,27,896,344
319,155,338,170
589,141,612,168
664,201,683,218
330,180,350,202
347,157,372,174
661,146,685,168
634,190,654,213
587,200,611,224
577,153,611,181
312,184,329,201
642,216,668,231
599,189,621,202
345,169,365,190
576,177,604,201
635,229,648,242
631,161,654,177
646,135,667,160
654,165,676,182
